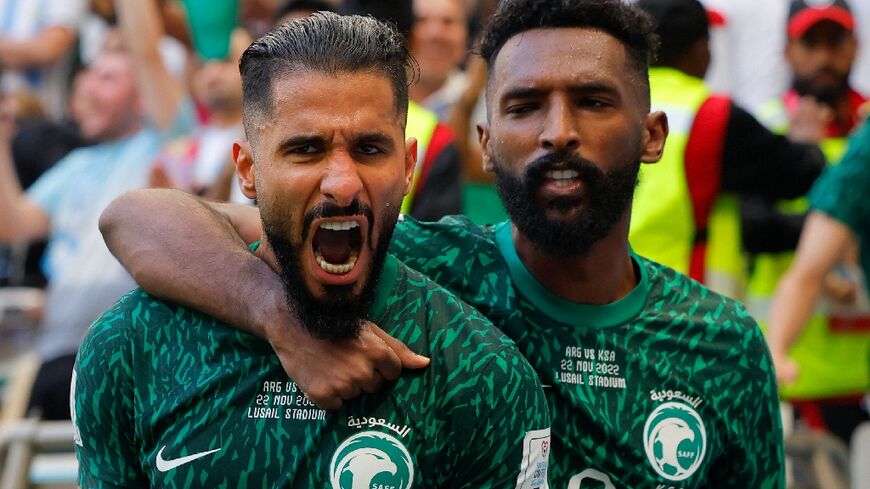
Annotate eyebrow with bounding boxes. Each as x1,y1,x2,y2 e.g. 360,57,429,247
276,134,325,154
355,132,396,150
275,131,397,154
500,82,620,102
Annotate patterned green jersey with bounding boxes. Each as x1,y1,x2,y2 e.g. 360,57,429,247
390,216,784,489
73,254,551,488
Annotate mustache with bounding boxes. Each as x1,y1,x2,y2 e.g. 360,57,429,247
525,152,605,185
301,199,375,244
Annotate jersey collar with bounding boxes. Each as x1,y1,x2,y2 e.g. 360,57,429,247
493,222,650,327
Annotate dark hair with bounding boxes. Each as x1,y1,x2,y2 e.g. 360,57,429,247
479,0,658,81
239,12,416,140
273,0,335,24
636,0,708,67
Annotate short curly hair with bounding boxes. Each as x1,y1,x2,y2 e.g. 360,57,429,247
479,0,658,84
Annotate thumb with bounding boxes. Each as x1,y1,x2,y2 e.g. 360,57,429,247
371,326,430,369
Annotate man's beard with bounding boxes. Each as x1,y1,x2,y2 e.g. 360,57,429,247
262,200,397,340
494,151,640,257
793,71,850,107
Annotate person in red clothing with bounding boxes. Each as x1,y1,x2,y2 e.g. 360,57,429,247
785,0,865,138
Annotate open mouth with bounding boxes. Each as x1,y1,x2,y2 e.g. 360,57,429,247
312,220,363,275
543,169,580,188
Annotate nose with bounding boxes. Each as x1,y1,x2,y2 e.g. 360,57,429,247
539,96,580,151
320,152,363,207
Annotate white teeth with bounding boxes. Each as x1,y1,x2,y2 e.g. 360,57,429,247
315,250,358,274
319,221,360,231
544,169,580,180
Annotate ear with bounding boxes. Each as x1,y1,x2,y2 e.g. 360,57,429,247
640,111,668,164
233,140,257,199
403,137,418,195
477,122,494,172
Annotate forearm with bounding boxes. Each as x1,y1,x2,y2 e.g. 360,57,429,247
768,267,823,355
113,0,183,130
99,188,275,337
0,28,76,68
767,212,852,354
0,141,39,242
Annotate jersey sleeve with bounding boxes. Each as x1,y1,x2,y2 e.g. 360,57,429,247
809,118,870,235
74,292,148,488
711,318,785,489
444,346,552,489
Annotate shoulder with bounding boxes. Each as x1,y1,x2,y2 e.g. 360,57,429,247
389,258,521,370
394,214,496,247
640,256,759,335
83,289,178,344
391,215,501,278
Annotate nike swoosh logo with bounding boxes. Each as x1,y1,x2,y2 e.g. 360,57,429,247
155,446,222,472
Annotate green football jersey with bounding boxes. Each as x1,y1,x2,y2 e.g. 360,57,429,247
73,254,551,488
390,216,785,489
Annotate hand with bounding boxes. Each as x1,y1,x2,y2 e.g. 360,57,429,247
788,96,832,144
265,316,430,411
771,349,799,385
822,271,857,305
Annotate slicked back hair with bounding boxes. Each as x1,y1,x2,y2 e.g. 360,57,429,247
239,12,417,142
479,0,658,98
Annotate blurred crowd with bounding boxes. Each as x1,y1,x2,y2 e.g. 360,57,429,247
0,0,869,486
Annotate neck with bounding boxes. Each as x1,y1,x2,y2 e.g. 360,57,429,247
511,215,637,304
410,75,447,104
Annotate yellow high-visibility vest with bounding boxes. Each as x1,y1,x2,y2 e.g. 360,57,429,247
400,101,439,214
744,113,869,399
630,67,746,299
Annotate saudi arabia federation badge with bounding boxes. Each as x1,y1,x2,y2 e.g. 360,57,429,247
330,431,414,489
643,401,707,481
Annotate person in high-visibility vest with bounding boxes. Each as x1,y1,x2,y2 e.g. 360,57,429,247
769,118,870,444
745,0,870,444
631,0,826,301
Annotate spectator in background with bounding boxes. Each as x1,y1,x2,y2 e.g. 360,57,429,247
151,28,251,203
757,0,864,140
0,0,193,420
630,0,826,300
746,0,870,446
408,0,469,122
5,75,89,287
0,0,87,120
